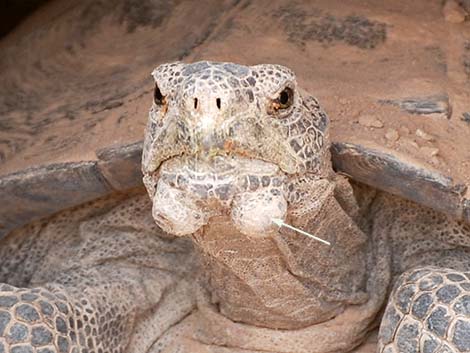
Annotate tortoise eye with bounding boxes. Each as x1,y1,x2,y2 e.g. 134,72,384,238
272,87,294,111
154,83,166,106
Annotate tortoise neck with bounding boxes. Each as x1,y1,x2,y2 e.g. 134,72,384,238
192,181,369,329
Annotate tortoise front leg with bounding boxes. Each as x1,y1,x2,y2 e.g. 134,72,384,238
0,194,196,353
0,284,77,353
0,281,105,353
378,266,470,353
368,191,470,353
0,262,177,353
0,248,194,353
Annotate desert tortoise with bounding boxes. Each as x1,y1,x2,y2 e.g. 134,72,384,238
0,61,470,353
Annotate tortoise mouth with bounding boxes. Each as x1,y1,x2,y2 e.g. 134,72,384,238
157,154,286,201
145,153,289,237
161,153,282,176
143,121,303,176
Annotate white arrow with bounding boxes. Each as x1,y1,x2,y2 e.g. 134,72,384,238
272,218,331,246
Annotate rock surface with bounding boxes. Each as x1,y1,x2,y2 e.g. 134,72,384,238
385,129,400,142
443,0,467,23
358,115,384,128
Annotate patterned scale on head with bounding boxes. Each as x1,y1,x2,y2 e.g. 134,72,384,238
142,61,332,237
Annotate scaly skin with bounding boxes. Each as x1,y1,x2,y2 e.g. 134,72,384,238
142,61,470,353
0,192,198,353
142,61,378,334
0,61,470,353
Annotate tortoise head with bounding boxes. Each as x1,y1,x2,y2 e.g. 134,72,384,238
141,61,332,237
142,61,331,177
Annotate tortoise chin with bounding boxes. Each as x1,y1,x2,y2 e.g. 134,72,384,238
145,154,288,237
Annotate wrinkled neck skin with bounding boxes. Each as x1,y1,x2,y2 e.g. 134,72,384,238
191,173,370,330
146,145,379,330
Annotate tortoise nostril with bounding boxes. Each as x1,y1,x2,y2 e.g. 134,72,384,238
194,98,198,110
216,98,221,110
